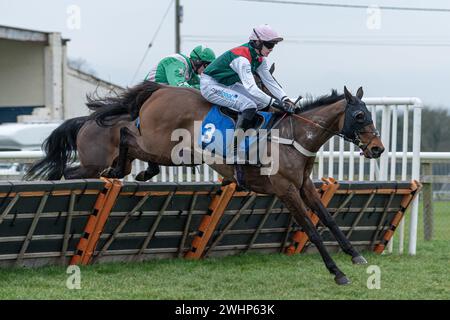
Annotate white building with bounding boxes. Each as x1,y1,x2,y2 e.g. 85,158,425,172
0,24,123,123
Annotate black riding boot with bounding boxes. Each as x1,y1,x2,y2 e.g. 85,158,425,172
235,108,257,131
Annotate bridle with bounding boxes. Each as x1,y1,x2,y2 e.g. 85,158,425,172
289,108,380,152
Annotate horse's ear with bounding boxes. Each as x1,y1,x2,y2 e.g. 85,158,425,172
344,86,353,103
356,86,364,99
269,63,275,75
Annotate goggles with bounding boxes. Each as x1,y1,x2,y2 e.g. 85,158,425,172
263,41,276,49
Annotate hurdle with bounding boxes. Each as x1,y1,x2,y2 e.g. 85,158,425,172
0,178,420,267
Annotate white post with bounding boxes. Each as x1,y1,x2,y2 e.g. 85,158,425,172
390,106,402,253
318,147,324,179
409,99,422,255
359,154,365,181
402,106,409,180
399,105,409,254
349,143,355,181
380,105,391,181
178,167,183,182
203,164,209,182
44,33,64,121
328,137,334,178
379,105,393,252
338,138,344,180
369,105,377,181
161,166,167,182
186,166,192,182
390,106,398,181
195,165,200,182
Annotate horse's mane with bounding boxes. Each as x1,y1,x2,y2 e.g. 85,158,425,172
296,89,344,114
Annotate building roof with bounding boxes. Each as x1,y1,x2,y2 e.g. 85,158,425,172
0,24,70,44
67,67,124,92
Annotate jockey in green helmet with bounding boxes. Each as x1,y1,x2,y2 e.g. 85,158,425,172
200,24,295,130
146,45,216,89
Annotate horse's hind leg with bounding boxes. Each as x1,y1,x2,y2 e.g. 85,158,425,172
300,178,367,265
101,127,131,179
275,181,350,285
135,162,160,181
102,126,154,179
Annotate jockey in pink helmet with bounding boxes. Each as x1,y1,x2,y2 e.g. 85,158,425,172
200,24,295,130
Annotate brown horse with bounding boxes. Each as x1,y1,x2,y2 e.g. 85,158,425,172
92,81,384,285
22,115,160,181
24,67,277,182
23,82,166,181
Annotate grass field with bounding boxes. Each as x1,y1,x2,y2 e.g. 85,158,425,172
0,202,449,300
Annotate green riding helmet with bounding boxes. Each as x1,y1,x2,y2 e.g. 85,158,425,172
190,45,216,64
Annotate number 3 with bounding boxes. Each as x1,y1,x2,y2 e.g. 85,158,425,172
202,123,216,143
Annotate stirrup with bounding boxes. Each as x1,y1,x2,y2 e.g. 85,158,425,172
235,119,253,131
235,109,257,131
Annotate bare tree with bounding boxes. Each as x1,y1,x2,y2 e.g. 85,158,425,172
68,57,97,77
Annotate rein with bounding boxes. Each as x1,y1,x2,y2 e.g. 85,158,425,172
290,112,379,151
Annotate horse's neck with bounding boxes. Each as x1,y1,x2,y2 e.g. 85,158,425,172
294,100,346,152
254,75,273,97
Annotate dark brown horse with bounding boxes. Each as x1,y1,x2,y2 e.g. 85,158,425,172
23,82,163,181
91,81,385,285
22,115,161,181
24,67,277,182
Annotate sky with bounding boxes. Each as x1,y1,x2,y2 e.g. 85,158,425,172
1,0,450,107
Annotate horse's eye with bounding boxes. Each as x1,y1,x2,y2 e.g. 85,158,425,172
354,111,366,123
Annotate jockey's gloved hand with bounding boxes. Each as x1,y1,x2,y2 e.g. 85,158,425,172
282,97,297,108
271,99,295,114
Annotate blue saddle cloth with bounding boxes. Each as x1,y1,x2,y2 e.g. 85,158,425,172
198,105,275,162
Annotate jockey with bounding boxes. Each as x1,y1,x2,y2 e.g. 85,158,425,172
146,45,216,89
200,24,295,131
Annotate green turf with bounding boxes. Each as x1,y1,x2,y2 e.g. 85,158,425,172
0,201,449,300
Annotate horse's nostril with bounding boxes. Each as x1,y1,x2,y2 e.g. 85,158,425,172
371,146,384,155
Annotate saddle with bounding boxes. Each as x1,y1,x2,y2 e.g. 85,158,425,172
199,105,282,162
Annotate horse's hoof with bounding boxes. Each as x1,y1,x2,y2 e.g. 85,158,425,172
100,167,116,178
352,255,368,265
334,274,351,286
135,171,147,181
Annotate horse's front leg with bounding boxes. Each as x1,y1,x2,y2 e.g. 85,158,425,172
275,180,350,285
300,177,367,265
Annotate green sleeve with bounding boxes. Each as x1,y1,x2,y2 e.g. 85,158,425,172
188,74,200,90
162,58,193,87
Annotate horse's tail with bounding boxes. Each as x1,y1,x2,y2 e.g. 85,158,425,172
89,80,162,127
23,116,88,181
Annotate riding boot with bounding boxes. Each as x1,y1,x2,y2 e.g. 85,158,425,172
235,108,257,131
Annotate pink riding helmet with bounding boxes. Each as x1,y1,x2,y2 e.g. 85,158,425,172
249,24,284,43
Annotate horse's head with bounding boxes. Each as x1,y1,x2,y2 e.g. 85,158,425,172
339,86,385,159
